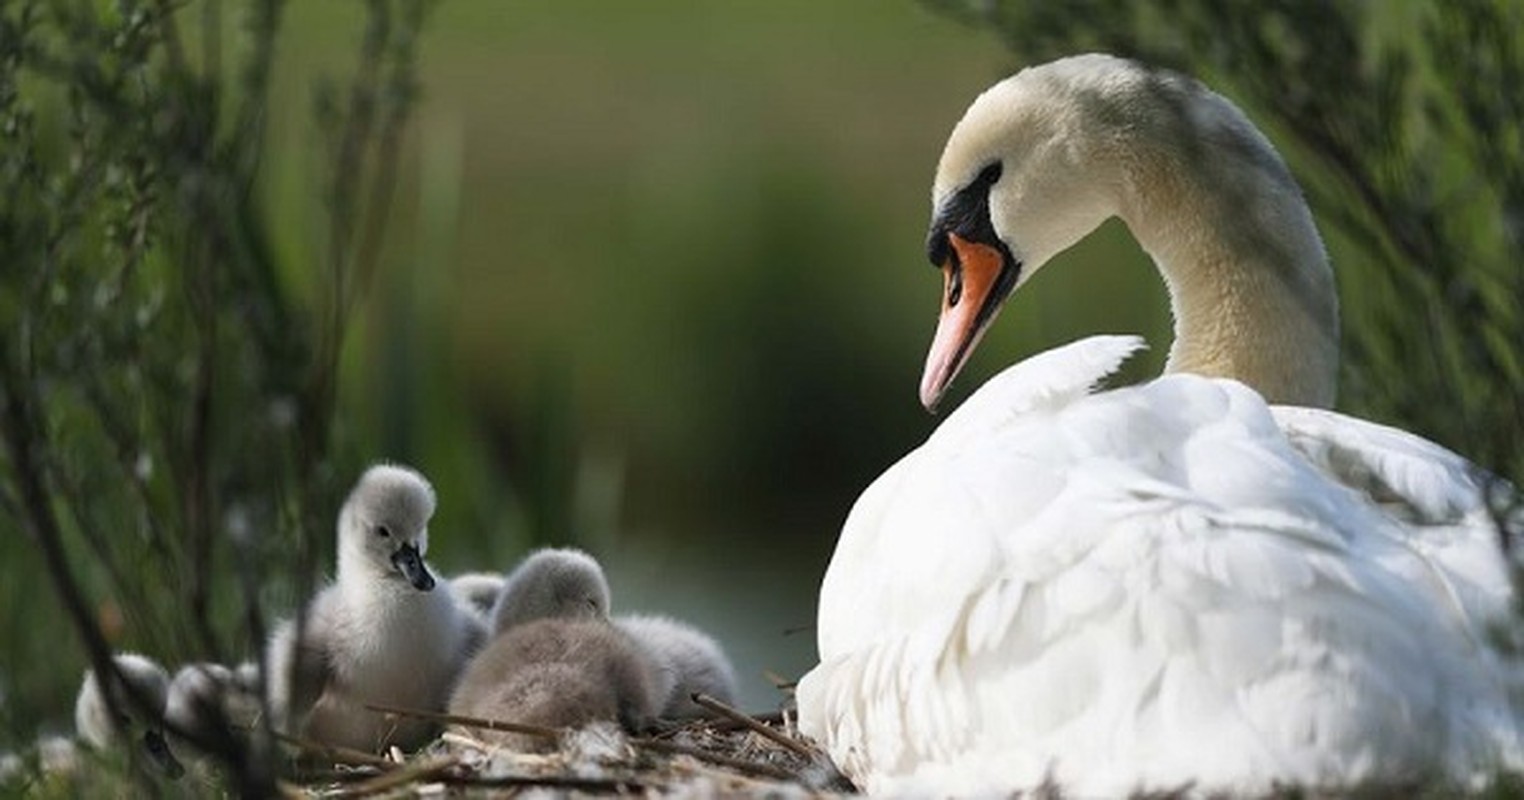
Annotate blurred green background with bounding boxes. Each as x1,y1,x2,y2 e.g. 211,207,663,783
0,0,1176,743
258,1,1165,711
6,0,1517,767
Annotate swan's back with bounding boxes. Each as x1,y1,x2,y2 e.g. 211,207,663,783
801,336,1523,796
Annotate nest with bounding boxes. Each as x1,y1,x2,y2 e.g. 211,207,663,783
281,695,855,798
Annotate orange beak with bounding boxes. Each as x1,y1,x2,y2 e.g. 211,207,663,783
919,233,1011,412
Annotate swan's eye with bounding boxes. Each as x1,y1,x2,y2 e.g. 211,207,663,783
976,161,1002,186
376,525,391,538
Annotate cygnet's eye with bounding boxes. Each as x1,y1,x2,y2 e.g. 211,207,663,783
375,524,391,538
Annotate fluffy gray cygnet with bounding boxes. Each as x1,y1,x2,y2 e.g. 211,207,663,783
163,661,261,756
488,547,611,635
615,615,738,719
74,652,183,776
447,618,660,752
266,463,484,752
448,571,506,624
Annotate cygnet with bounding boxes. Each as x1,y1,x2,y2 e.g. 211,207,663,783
615,615,738,719
266,463,483,752
448,571,505,623
163,661,261,756
447,617,660,752
74,652,183,776
489,547,611,634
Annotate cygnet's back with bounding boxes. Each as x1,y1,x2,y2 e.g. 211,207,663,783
448,618,660,751
490,548,611,634
616,615,738,719
164,662,261,756
448,572,506,623
74,653,171,751
75,652,185,777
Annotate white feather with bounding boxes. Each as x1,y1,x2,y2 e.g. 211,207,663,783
798,338,1524,796
797,53,1523,797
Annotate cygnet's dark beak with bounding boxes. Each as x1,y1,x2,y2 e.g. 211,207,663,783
141,729,186,779
391,542,435,591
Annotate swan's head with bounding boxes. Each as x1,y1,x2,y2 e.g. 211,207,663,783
921,53,1264,410
338,463,438,591
490,547,612,635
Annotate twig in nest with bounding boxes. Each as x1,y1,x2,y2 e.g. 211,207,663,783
763,669,798,690
364,702,561,740
436,773,653,792
330,754,459,798
271,730,393,769
710,709,786,733
287,768,386,784
690,693,815,759
635,737,797,782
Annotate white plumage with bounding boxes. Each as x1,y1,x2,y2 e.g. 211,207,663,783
796,54,1522,796
266,463,484,752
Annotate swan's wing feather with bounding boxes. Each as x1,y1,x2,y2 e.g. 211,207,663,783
928,335,1147,450
804,462,1448,794
1269,406,1502,526
803,371,1524,795
1270,404,1521,661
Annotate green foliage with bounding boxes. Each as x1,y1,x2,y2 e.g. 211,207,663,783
923,0,1524,491
0,0,432,789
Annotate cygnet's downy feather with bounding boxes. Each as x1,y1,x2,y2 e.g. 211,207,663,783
74,652,183,777
616,615,738,719
489,547,611,634
448,618,661,751
448,572,506,623
163,662,262,759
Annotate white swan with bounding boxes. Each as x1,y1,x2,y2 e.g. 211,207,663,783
266,463,484,752
795,53,1523,796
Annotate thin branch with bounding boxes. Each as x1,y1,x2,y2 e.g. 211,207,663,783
435,773,654,792
688,693,815,759
363,702,562,741
0,364,162,791
634,737,797,782
330,754,459,798
271,730,397,769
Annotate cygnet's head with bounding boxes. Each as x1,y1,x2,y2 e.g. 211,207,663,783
74,653,184,777
490,548,611,635
337,463,438,591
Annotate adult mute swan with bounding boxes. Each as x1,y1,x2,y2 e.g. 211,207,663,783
795,53,1522,796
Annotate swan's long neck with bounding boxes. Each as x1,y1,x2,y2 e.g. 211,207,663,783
1113,126,1339,408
